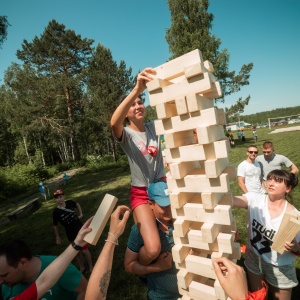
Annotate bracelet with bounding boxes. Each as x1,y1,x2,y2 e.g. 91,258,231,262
105,239,119,245
71,241,83,251
108,232,118,242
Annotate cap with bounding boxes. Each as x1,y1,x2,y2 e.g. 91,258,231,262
147,181,170,207
53,188,64,197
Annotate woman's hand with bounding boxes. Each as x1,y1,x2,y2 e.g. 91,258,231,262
135,68,156,93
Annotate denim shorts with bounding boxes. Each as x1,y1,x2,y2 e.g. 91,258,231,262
244,248,298,289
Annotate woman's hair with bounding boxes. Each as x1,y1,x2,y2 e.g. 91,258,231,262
266,170,298,200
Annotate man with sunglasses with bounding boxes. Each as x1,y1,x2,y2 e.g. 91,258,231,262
256,141,298,181
237,145,265,194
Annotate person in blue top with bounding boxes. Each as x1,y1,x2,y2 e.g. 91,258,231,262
124,181,180,300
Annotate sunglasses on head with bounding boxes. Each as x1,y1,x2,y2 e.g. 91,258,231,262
263,151,272,154
248,150,258,154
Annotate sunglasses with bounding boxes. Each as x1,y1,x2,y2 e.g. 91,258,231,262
263,151,272,154
248,151,258,154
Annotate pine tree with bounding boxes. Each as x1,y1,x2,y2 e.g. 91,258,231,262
166,0,253,113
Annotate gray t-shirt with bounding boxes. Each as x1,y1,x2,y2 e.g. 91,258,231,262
256,154,293,180
118,121,165,187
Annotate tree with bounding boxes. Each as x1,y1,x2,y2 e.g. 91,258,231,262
165,0,253,112
86,44,134,161
225,96,250,124
0,16,10,49
16,19,94,161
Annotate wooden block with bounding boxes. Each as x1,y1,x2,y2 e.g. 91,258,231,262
164,130,195,149
271,216,300,254
175,96,188,115
214,279,227,300
201,222,222,243
217,108,226,125
154,49,203,81
177,269,194,289
184,62,206,78
222,164,236,181
229,242,241,260
156,102,177,119
167,172,230,193
186,93,214,112
213,140,230,158
154,108,219,135
204,60,214,72
170,161,200,179
185,255,216,279
205,157,229,178
196,125,225,145
172,244,190,263
146,78,172,92
164,144,206,163
174,216,191,237
188,229,210,250
189,281,218,300
148,72,213,106
201,81,222,99
183,202,232,225
170,191,195,209
201,192,224,210
217,233,234,254
84,194,118,245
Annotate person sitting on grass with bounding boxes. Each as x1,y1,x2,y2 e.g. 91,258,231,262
52,188,93,274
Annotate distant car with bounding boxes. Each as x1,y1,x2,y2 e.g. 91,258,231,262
288,119,296,124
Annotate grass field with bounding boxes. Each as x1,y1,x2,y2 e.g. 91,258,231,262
1,125,300,299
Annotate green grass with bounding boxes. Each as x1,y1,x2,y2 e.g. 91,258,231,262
0,125,300,299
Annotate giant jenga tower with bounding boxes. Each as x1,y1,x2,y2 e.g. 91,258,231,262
146,49,240,300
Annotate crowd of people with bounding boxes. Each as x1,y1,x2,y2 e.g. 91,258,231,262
1,68,299,300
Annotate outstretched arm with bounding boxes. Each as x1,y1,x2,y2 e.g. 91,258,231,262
110,68,156,139
290,163,299,175
36,217,93,298
85,205,131,300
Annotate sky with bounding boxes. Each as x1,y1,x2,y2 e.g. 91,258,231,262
1,0,300,116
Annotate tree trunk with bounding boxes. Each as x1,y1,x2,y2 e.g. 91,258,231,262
110,134,117,162
22,134,32,164
65,85,81,160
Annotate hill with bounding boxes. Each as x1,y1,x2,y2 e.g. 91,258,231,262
240,105,300,125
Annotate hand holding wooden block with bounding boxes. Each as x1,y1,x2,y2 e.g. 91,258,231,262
84,194,118,245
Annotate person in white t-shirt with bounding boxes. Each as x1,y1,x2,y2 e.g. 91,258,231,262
237,145,265,194
233,170,299,300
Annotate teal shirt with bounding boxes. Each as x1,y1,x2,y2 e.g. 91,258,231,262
2,255,81,300
127,223,180,300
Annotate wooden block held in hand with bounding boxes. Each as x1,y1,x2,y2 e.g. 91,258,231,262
84,194,118,245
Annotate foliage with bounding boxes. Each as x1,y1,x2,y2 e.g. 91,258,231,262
225,96,250,123
0,16,10,49
165,0,253,114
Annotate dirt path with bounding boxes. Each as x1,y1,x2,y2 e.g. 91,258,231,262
269,125,300,134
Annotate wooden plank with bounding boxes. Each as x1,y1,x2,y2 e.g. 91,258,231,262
154,108,219,135
201,81,222,99
170,191,195,209
183,202,232,225
201,192,224,210
177,269,194,289
164,144,206,163
185,255,216,279
169,161,200,179
222,164,237,181
204,157,229,178
152,49,203,81
217,108,226,125
186,93,214,112
164,130,195,149
204,60,214,72
148,72,213,106
189,281,218,300
155,102,177,119
174,216,191,237
146,78,172,92
172,244,190,263
201,222,222,243
217,233,234,254
84,194,118,245
175,96,188,115
195,125,225,144
188,229,210,250
167,172,230,193
214,279,228,300
184,62,206,78
271,216,300,254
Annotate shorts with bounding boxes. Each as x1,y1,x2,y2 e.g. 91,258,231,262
244,248,298,289
130,186,149,211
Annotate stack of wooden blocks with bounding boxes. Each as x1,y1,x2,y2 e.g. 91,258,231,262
146,49,240,300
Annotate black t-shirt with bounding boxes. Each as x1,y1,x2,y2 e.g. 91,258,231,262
53,200,82,241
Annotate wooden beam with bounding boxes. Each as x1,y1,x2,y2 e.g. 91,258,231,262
84,194,118,245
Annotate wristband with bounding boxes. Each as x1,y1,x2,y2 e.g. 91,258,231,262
72,241,83,251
